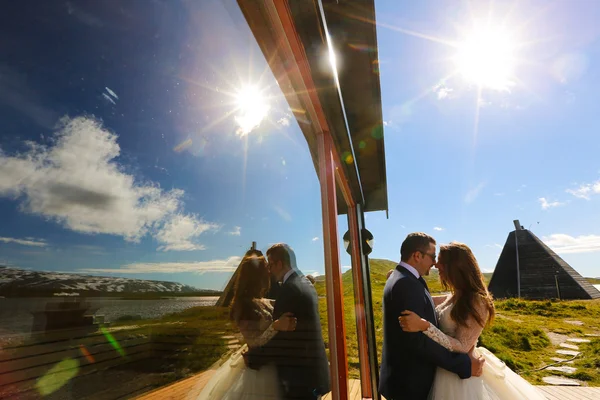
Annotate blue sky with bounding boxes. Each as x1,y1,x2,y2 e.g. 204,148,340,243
0,0,599,290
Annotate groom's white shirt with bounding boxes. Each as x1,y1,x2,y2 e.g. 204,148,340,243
399,261,420,278
282,269,295,284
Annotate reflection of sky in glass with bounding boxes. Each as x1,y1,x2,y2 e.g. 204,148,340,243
1,0,600,290
0,0,324,290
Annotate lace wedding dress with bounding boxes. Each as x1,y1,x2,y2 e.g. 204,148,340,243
425,298,547,400
197,298,281,399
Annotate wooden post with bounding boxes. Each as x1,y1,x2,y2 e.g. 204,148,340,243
348,205,373,399
318,131,348,400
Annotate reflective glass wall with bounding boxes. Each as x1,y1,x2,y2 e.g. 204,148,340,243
0,1,334,399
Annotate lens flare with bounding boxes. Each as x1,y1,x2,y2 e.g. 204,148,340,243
36,358,79,396
234,85,269,135
101,326,125,357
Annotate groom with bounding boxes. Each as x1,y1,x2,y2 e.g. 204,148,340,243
246,243,330,399
379,232,485,400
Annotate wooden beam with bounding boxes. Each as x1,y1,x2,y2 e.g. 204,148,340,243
348,205,372,399
318,131,349,400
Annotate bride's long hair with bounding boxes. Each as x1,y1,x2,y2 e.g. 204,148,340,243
438,242,495,328
229,250,271,323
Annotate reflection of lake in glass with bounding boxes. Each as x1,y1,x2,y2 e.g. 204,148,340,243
0,296,219,336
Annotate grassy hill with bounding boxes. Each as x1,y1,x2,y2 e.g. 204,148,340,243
314,259,600,385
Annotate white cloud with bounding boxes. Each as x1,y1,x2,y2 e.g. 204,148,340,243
312,237,319,242
102,93,116,105
433,82,454,100
538,197,565,210
566,180,600,200
437,87,454,100
105,87,119,100
485,243,502,249
342,265,351,271
0,236,47,247
465,182,486,204
0,116,218,250
228,226,241,236
277,117,290,127
155,214,218,251
383,120,390,126
543,233,600,254
303,270,321,277
433,227,444,231
79,256,242,275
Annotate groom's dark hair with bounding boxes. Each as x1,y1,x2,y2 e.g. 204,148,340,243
267,243,292,268
401,232,436,261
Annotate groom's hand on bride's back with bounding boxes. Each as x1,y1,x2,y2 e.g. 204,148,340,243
468,347,485,377
273,312,297,332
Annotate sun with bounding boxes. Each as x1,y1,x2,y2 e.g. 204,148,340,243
234,85,270,135
454,24,517,91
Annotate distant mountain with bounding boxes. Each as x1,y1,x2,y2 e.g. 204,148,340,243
0,266,216,296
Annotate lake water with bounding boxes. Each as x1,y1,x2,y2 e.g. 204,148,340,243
0,296,219,337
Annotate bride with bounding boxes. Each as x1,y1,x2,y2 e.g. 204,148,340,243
197,250,296,399
398,242,547,400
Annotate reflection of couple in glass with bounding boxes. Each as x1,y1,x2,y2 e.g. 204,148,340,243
380,233,547,400
198,243,330,400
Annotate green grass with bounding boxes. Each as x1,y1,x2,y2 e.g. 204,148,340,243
120,259,600,386
314,259,600,385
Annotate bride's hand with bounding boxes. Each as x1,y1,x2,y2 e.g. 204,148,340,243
398,310,429,332
274,312,297,331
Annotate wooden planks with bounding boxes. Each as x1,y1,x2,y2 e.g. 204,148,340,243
136,377,600,400
537,385,600,400
134,370,215,400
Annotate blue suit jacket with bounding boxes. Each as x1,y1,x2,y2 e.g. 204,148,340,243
378,264,471,399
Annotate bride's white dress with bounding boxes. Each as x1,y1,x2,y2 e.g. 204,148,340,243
425,298,547,400
197,299,281,399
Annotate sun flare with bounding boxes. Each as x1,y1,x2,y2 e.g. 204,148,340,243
234,85,270,135
454,24,517,91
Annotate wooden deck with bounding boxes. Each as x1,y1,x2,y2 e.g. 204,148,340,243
135,374,600,400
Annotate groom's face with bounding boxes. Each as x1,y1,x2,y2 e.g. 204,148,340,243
418,243,437,276
267,256,283,281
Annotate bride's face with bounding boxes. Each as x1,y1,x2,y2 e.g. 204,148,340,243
436,260,446,281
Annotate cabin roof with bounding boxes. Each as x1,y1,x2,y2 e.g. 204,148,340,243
238,0,388,214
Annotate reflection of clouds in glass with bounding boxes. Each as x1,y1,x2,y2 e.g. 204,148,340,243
228,226,241,236
0,236,47,247
102,93,116,105
79,256,242,274
105,87,119,100
0,116,217,250
155,214,218,251
277,117,291,127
